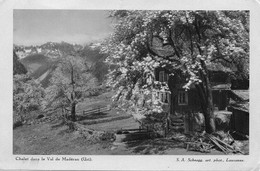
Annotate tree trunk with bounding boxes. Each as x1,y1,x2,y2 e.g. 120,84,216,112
70,65,76,122
196,84,216,133
196,60,216,133
204,88,216,133
71,102,76,122
203,65,216,133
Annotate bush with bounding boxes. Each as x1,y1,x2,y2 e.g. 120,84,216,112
13,120,23,129
138,111,168,136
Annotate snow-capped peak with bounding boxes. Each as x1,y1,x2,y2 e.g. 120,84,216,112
14,42,83,59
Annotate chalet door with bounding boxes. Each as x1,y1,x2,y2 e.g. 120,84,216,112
219,91,227,110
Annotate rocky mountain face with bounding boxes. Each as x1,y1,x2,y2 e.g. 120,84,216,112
14,42,83,59
19,53,58,87
13,41,83,87
13,51,27,75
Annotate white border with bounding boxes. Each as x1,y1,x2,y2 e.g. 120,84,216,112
1,0,260,170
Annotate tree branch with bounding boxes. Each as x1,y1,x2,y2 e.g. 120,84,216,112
185,16,194,56
168,29,181,58
210,56,232,63
146,35,181,65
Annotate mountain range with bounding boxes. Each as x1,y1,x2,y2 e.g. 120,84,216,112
14,41,108,87
14,41,83,59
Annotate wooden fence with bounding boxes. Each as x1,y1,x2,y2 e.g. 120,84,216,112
82,105,111,115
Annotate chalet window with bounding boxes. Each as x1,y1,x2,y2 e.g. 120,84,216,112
178,91,188,105
153,91,170,104
159,71,169,82
160,91,170,104
153,70,170,104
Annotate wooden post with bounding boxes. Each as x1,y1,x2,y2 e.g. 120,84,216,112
190,112,193,133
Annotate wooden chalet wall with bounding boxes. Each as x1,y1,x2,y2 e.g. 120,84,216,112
229,107,249,135
228,90,249,136
154,68,231,115
212,90,230,110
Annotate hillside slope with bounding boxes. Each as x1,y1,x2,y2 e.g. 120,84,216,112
20,54,58,87
13,51,27,75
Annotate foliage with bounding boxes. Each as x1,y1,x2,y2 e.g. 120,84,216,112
101,10,249,131
43,55,97,119
13,74,44,122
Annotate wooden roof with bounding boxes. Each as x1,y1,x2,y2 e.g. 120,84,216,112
231,90,249,101
230,102,249,113
229,90,249,113
212,83,231,90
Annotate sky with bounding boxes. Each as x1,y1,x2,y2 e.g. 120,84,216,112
13,10,113,46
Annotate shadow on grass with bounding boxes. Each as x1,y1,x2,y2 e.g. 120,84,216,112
126,138,185,154
119,133,185,154
77,112,108,121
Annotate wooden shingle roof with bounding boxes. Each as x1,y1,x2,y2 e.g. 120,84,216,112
231,90,249,101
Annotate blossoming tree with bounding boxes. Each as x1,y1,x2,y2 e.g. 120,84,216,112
102,10,249,133
13,74,44,123
44,55,97,121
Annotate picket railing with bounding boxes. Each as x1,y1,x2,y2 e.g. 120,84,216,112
82,105,111,115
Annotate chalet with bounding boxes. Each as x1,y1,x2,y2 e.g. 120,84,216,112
149,37,249,135
228,90,249,136
154,68,234,133
154,68,231,114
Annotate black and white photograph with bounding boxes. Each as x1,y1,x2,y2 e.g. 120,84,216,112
13,9,249,155
1,0,260,170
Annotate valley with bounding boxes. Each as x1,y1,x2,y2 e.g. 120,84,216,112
14,41,106,87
